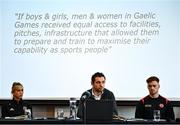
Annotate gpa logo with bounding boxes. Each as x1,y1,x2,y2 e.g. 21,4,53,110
159,103,164,108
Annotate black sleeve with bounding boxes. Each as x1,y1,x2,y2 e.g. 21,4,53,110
1,103,8,118
166,101,175,120
135,101,144,118
110,92,118,116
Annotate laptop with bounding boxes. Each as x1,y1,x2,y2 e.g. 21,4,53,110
84,99,113,122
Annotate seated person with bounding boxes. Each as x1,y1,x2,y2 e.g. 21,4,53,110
1,82,32,118
135,76,175,120
77,72,118,119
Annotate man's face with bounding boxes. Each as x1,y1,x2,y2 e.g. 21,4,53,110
92,77,105,93
147,81,160,96
12,85,24,100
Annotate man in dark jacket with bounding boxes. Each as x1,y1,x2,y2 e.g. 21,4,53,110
77,72,118,119
135,76,175,120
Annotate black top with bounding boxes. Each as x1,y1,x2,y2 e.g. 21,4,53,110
1,98,32,118
135,95,175,120
77,88,118,118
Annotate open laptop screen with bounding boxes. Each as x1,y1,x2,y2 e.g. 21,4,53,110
84,99,113,122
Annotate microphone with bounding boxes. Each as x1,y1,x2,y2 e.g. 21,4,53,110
80,91,91,101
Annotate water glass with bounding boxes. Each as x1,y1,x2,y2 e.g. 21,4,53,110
24,108,32,119
69,97,77,120
57,108,64,119
153,110,160,121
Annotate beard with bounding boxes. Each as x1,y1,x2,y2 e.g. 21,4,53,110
95,87,104,93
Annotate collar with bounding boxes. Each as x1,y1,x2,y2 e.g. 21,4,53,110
91,89,104,100
12,98,23,104
149,94,159,99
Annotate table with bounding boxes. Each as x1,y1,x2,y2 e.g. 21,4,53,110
0,118,179,124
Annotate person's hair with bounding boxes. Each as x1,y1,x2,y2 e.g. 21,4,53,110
146,76,159,83
91,72,106,84
11,82,23,93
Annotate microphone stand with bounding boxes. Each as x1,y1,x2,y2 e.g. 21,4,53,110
82,99,87,124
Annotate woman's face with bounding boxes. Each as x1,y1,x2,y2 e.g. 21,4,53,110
12,85,24,100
